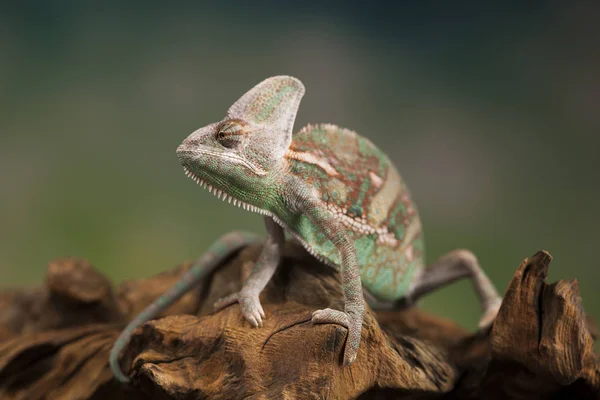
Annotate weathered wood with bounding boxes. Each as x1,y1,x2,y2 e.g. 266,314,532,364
0,244,598,399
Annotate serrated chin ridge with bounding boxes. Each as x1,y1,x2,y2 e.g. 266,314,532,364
183,166,267,214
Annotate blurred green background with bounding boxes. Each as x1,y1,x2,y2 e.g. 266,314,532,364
1,2,598,329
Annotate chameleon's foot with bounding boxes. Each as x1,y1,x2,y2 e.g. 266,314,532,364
214,291,265,328
477,299,502,330
311,308,361,365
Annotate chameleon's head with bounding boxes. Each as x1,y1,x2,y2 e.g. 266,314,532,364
176,75,305,209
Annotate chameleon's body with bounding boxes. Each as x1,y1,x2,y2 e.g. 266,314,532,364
283,124,424,300
110,76,501,383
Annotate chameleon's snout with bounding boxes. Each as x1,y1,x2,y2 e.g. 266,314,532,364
176,142,189,161
176,137,198,161
176,142,198,169
176,123,216,162
176,142,189,155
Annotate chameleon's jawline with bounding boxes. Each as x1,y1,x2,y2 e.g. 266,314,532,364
183,166,266,213
182,166,337,270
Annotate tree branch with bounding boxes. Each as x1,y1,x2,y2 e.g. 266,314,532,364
0,243,597,399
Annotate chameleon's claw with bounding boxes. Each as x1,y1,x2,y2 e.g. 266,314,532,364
311,308,360,365
214,291,266,328
247,315,259,328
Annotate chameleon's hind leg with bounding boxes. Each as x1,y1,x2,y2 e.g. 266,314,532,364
109,230,263,383
362,290,397,311
406,249,502,329
213,216,285,328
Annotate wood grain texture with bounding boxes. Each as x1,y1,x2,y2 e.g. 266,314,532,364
0,245,598,399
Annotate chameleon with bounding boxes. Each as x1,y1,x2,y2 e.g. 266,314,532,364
109,75,502,383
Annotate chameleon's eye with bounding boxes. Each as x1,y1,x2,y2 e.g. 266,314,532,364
216,120,245,149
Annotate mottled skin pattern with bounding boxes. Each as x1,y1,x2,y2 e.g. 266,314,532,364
109,76,502,383
286,124,424,300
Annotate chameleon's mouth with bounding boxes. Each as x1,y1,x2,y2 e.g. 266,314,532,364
182,166,266,214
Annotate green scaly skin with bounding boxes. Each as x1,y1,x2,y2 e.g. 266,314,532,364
109,76,502,383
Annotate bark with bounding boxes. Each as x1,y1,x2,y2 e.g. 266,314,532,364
0,242,597,399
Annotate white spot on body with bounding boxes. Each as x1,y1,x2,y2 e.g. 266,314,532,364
405,244,414,262
286,149,339,177
369,166,401,226
325,202,398,246
369,171,383,188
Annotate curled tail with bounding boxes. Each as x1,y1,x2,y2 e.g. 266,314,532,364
109,231,263,383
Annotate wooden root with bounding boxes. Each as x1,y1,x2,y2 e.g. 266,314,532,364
0,243,598,399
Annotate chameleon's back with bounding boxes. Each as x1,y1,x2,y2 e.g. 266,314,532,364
283,123,424,301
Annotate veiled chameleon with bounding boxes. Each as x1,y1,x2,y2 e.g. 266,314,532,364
109,76,501,383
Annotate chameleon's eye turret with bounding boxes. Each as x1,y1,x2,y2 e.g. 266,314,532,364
216,119,246,149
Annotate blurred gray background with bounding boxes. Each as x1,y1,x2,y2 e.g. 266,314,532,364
1,2,598,329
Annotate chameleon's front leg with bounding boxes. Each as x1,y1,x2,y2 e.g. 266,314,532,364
213,216,285,327
304,204,365,366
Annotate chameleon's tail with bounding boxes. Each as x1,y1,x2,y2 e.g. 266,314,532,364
109,231,263,383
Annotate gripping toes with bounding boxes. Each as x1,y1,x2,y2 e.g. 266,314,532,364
311,308,350,327
214,291,265,328
311,308,361,365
